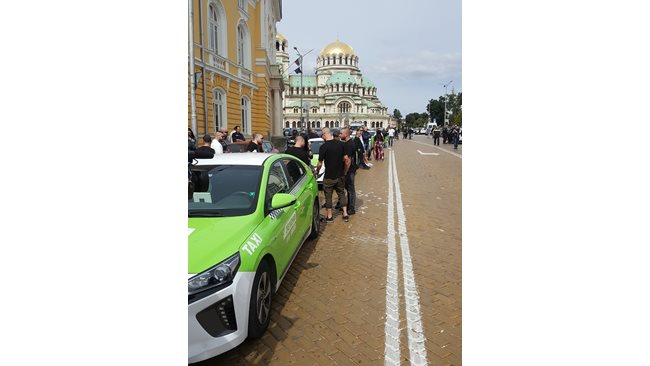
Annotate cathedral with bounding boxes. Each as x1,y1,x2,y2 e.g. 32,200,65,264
275,34,391,131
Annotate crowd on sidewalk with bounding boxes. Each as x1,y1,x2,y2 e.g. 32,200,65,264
188,124,406,224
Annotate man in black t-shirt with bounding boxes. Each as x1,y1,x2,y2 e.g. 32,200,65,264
316,127,351,222
285,135,310,166
341,127,359,215
246,133,264,152
194,134,216,158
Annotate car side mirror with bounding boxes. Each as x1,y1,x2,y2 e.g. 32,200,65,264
270,193,296,210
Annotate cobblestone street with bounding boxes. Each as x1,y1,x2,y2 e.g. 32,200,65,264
197,135,462,365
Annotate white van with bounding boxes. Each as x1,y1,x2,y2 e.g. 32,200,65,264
425,122,437,135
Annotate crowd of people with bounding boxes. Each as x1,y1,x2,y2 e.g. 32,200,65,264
190,123,454,224
428,125,461,149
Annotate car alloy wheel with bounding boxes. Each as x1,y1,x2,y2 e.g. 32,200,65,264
256,272,271,324
248,260,273,338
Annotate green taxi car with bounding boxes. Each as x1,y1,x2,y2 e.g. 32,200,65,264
188,153,320,363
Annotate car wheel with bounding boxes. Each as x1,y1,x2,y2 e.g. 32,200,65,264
309,200,320,239
248,260,273,339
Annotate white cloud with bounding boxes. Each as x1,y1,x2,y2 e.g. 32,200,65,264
371,51,462,81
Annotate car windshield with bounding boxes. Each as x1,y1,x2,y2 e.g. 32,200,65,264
189,165,262,217
310,141,324,154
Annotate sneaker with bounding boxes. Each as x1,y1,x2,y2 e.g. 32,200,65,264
342,215,349,222
326,216,334,222
348,210,356,215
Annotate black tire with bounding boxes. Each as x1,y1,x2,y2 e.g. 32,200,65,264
248,260,273,339
309,200,321,239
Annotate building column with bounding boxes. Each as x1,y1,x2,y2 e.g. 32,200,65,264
273,88,282,136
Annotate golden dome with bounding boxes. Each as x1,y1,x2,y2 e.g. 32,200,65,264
276,33,286,42
319,40,355,56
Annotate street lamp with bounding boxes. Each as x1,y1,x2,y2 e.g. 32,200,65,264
443,80,453,126
293,46,304,129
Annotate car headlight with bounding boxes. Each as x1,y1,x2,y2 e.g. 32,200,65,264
188,253,240,295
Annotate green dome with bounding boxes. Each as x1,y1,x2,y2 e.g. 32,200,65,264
365,100,378,108
325,73,357,85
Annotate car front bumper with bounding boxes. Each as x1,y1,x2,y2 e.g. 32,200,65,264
188,271,255,363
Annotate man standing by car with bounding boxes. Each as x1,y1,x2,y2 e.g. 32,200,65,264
246,133,264,153
285,135,310,166
195,134,216,158
340,127,359,215
317,128,350,222
230,125,246,142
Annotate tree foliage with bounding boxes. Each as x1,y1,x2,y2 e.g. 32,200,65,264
404,112,429,128
393,109,402,121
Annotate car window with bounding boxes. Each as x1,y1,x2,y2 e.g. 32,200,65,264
283,158,305,190
188,165,262,217
309,140,323,154
266,160,290,206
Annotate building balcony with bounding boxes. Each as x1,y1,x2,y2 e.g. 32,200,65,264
206,50,226,71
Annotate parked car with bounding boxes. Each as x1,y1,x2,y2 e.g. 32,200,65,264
225,140,278,154
188,153,320,363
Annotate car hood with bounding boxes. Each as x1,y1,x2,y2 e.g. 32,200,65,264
188,215,260,274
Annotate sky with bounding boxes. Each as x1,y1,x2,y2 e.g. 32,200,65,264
277,0,461,116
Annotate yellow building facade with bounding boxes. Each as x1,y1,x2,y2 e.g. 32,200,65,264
189,0,284,140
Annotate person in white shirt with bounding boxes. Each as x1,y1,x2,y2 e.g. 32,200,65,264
210,132,224,154
388,127,395,147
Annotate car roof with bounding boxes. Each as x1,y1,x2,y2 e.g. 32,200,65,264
193,153,274,166
308,138,324,142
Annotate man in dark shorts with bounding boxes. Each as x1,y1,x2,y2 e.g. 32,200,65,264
316,127,351,222
340,127,360,215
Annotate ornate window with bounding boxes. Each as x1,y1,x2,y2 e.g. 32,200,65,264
241,97,251,135
293,107,298,113
317,121,321,127
338,101,351,113
372,122,376,128
312,107,318,114
285,121,290,128
335,121,340,127
212,88,226,131
292,121,296,128
208,5,219,53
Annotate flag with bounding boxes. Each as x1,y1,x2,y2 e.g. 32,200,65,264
294,58,301,66
294,67,302,74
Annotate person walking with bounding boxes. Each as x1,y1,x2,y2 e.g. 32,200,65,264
355,129,371,169
433,125,441,146
388,127,395,147
316,128,350,222
341,127,360,215
361,127,372,161
374,128,385,161
452,126,460,149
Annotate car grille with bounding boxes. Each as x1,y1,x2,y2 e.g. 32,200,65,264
195,295,238,337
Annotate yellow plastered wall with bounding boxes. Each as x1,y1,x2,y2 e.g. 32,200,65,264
189,0,274,138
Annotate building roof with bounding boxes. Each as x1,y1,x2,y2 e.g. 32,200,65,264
276,33,286,42
365,100,378,108
319,40,355,56
286,100,320,107
325,73,357,85
289,75,317,87
361,77,375,87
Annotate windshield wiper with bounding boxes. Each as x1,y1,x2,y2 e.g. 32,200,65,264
188,211,226,217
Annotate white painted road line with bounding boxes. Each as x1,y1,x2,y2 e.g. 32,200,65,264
384,152,401,366
417,150,440,156
409,140,462,159
391,150,429,366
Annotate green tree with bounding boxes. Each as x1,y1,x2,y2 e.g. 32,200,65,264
426,98,445,125
393,108,402,121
